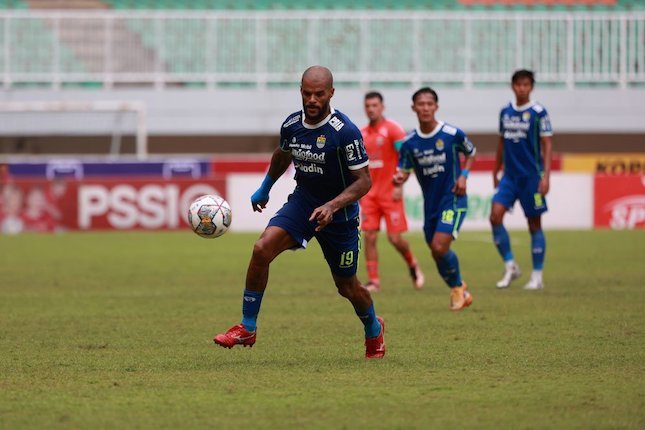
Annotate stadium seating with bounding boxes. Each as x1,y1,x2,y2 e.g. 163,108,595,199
0,0,27,9
0,0,643,10
98,0,644,11
0,1,642,89
0,17,85,80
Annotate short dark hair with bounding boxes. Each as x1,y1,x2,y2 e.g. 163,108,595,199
512,69,535,85
412,87,438,103
364,91,383,102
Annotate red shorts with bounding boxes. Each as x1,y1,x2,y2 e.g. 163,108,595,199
360,194,408,233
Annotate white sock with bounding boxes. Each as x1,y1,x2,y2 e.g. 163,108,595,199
505,260,516,270
531,270,543,281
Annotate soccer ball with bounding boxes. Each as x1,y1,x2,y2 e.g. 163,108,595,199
188,194,232,239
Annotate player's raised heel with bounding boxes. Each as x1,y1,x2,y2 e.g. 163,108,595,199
365,316,386,359
410,264,425,290
450,282,473,311
496,263,521,289
213,324,257,349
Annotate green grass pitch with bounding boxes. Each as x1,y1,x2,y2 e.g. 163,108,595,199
1,230,643,429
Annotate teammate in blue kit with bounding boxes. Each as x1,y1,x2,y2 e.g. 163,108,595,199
393,87,476,311
213,66,385,359
490,69,553,290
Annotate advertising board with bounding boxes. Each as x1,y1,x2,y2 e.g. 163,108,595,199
594,175,645,229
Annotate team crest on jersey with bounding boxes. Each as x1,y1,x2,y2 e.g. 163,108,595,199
522,112,531,121
316,135,326,148
435,139,445,151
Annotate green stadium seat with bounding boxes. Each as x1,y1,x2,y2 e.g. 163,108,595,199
0,0,28,9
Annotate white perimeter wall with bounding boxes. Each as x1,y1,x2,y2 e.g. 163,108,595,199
227,172,593,232
1,88,644,135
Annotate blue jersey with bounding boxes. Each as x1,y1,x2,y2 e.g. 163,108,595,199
499,101,553,178
398,122,476,217
279,108,369,222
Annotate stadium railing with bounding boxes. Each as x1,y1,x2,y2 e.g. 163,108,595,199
0,10,643,89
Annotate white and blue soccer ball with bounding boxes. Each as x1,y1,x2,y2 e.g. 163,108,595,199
188,194,232,239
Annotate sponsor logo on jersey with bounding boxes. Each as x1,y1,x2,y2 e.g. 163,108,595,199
422,165,446,177
329,116,344,131
503,115,530,142
295,162,324,175
283,115,300,128
418,152,446,166
436,139,444,151
418,152,446,177
316,135,326,149
377,136,384,146
292,148,327,163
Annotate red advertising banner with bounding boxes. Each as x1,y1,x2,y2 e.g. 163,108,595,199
1,177,227,232
0,178,74,234
594,175,645,229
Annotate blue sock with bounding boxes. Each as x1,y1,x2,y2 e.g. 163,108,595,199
240,289,264,332
435,250,463,288
492,224,514,262
356,303,381,338
531,229,546,270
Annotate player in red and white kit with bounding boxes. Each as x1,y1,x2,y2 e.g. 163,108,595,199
359,92,424,292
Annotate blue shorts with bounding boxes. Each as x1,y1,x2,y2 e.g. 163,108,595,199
492,175,548,218
423,194,468,242
268,193,361,278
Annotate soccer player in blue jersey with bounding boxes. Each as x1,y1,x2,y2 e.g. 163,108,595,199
213,66,385,359
490,69,553,290
393,87,476,311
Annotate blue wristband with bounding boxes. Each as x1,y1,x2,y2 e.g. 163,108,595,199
259,174,276,193
460,169,469,178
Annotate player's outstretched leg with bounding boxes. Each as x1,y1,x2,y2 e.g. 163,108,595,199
365,316,385,359
524,220,546,290
409,263,425,290
430,233,472,311
449,281,473,311
214,227,294,349
335,275,385,359
214,289,263,348
388,232,425,290
363,231,381,292
497,259,521,289
214,323,256,348
491,204,520,288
